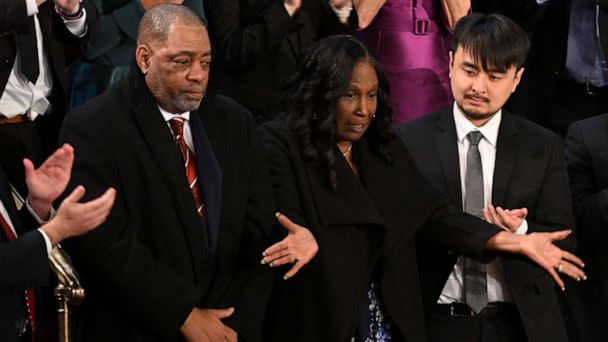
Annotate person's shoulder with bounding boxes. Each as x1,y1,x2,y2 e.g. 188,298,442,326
568,113,608,134
396,110,444,141
507,113,560,142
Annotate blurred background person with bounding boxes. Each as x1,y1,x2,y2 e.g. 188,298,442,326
207,0,358,123
0,0,98,198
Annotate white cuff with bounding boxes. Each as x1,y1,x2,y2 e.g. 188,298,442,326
25,198,56,224
37,228,53,256
515,220,528,235
25,0,38,16
63,8,88,37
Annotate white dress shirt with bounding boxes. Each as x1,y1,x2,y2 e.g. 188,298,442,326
0,0,87,120
158,106,195,153
438,103,528,304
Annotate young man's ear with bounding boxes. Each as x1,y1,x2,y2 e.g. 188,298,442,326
511,67,525,93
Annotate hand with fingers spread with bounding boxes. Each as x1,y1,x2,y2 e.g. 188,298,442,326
482,204,528,233
181,307,238,342
40,186,116,246
485,230,586,290
261,212,318,280
25,144,74,220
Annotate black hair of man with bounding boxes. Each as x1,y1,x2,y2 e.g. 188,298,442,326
136,4,206,46
451,13,530,73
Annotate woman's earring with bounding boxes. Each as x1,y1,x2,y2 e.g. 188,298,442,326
142,68,148,75
371,114,376,119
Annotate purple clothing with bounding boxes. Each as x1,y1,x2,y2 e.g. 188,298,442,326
358,0,453,125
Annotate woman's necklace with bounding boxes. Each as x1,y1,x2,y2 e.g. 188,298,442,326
341,143,353,156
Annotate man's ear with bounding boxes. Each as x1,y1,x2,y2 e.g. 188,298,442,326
511,67,525,93
448,51,454,78
135,44,152,75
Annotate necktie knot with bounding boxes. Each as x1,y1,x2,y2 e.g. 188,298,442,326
467,131,483,147
169,117,186,139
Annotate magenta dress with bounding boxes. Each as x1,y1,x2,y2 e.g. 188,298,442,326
358,0,453,125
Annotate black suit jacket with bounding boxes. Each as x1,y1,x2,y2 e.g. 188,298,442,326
259,120,503,342
208,0,355,121
0,166,49,342
0,0,98,149
58,70,275,342
398,108,575,342
564,113,608,340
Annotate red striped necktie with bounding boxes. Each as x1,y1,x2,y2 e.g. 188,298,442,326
0,211,36,340
169,117,207,217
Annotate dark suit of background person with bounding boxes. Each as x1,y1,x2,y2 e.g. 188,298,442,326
259,120,505,342
57,67,275,341
0,167,49,342
564,114,608,341
207,0,357,123
398,108,575,341
0,0,97,196
504,0,608,136
68,0,206,108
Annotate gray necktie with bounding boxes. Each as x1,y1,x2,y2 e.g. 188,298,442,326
463,131,488,314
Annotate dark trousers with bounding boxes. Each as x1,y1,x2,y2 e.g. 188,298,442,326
0,119,44,198
428,303,526,342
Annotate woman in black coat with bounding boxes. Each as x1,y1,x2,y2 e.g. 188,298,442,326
258,35,585,342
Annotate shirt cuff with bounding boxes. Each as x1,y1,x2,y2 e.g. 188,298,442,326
37,228,53,256
515,220,528,235
25,0,38,16
63,8,88,37
25,198,56,224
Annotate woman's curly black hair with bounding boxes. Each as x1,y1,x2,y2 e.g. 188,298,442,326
281,35,394,190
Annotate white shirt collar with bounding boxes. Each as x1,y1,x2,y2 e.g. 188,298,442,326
158,105,190,123
453,102,501,147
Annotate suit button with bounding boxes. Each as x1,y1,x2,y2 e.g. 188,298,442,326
4,59,9,64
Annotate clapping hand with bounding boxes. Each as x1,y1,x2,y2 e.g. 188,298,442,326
25,144,74,220
261,213,318,280
53,0,81,14
482,204,527,233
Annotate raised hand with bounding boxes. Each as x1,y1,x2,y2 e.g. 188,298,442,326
261,213,318,280
441,0,471,30
40,186,116,246
284,0,302,17
181,307,237,342
54,0,81,14
485,230,586,290
482,204,527,233
25,144,74,220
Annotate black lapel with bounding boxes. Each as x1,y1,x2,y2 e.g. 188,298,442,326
599,0,608,59
492,112,519,206
305,145,383,227
190,101,222,255
128,72,207,280
435,109,463,209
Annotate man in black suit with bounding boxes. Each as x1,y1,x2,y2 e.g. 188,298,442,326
1,144,115,342
398,13,576,342
59,4,274,342
563,113,608,341
0,0,98,197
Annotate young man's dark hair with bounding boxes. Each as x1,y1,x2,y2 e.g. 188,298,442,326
452,13,531,73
